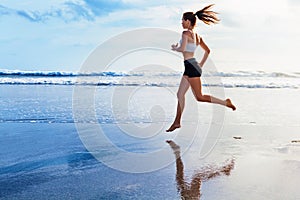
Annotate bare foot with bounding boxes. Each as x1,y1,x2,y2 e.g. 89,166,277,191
226,99,236,111
166,124,181,132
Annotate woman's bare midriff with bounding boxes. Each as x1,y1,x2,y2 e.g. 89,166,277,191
183,52,195,61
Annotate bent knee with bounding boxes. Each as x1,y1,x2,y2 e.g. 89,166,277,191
195,95,206,102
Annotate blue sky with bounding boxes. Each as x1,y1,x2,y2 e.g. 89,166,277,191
0,0,299,72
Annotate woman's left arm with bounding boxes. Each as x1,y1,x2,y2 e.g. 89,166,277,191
199,37,210,67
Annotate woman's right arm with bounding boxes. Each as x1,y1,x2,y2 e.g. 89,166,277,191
172,32,188,52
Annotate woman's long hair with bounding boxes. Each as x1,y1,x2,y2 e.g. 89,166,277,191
183,4,220,27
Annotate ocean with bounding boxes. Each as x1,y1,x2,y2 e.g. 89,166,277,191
0,69,300,199
0,69,299,89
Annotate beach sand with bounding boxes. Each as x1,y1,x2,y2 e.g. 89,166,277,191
0,85,300,199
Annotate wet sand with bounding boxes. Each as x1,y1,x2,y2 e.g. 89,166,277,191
0,86,300,199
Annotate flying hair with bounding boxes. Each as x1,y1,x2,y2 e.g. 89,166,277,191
194,4,220,25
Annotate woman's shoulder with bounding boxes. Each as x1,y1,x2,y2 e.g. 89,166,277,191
182,30,194,39
182,30,190,36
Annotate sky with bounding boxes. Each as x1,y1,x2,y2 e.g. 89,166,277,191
0,0,300,72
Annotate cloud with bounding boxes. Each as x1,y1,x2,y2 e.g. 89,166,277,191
0,3,89,22
218,11,241,28
0,5,13,15
287,0,300,6
83,0,130,16
0,0,132,23
16,10,45,22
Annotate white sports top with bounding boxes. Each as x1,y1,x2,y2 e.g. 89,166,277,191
179,30,198,52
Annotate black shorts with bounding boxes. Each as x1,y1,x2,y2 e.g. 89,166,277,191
183,58,202,77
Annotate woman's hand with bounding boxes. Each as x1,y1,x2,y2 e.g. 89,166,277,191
171,43,178,51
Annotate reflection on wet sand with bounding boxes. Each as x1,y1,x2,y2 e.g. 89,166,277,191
166,140,235,200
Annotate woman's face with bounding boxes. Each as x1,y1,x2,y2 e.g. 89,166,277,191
181,18,190,29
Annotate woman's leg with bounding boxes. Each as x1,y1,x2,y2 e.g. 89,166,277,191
188,77,236,110
166,76,190,132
